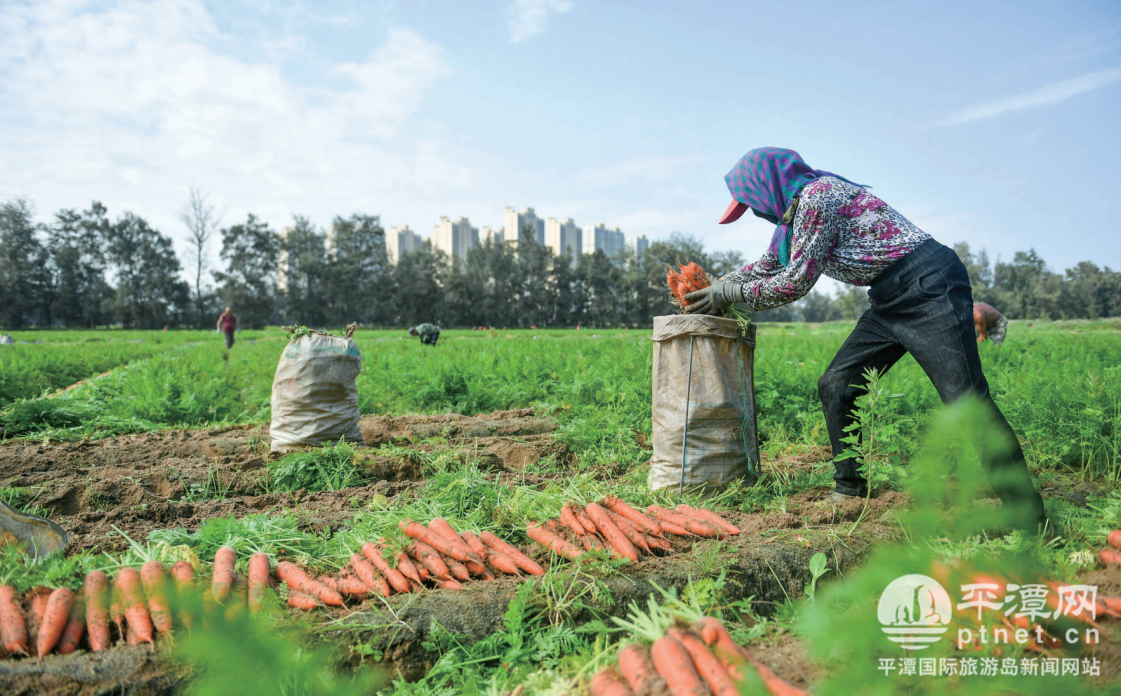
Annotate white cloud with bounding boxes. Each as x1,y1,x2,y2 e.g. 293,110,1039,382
508,0,573,44
941,65,1121,126
0,0,453,273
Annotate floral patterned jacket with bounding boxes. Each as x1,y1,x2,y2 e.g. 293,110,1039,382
719,177,931,311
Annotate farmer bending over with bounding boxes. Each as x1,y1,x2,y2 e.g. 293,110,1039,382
685,147,1048,534
409,323,441,347
217,307,237,349
973,302,1008,347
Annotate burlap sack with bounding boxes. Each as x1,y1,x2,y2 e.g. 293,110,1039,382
648,315,759,494
270,330,363,453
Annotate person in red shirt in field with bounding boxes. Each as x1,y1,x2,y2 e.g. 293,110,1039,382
973,302,1008,347
216,307,237,349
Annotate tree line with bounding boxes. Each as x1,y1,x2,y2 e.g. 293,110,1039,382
2,196,1119,330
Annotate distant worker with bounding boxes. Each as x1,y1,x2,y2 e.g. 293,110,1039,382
217,307,237,349
409,323,441,347
973,302,1007,347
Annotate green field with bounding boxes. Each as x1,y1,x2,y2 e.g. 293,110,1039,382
1,323,1119,694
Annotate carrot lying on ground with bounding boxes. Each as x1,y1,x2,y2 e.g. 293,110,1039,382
659,520,692,537
668,627,738,696
36,587,74,659
699,617,807,696
84,571,111,652
56,597,85,656
603,496,662,536
286,589,319,610
651,634,708,695
350,553,391,597
585,503,639,562
1100,549,1121,567
1102,596,1121,614
606,510,652,554
212,546,237,601
618,643,668,694
429,518,482,564
321,577,370,597
171,561,194,589
400,520,476,564
478,532,546,575
446,558,471,582
1108,529,1121,550
573,507,599,535
676,504,741,536
141,561,173,634
116,568,154,645
275,562,344,607
0,586,28,655
248,553,271,613
28,586,51,656
434,578,464,591
411,542,453,581
460,532,489,563
395,551,424,585
646,506,722,538
589,669,635,696
486,550,522,576
527,523,584,561
362,542,413,594
560,505,587,537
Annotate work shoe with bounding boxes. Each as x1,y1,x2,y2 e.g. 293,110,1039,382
826,490,862,504
0,499,69,561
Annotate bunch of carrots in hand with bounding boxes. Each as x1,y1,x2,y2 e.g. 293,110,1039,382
667,261,711,310
590,616,807,696
526,497,740,564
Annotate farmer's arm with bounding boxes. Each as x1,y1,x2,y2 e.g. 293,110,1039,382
736,201,836,312
719,249,780,285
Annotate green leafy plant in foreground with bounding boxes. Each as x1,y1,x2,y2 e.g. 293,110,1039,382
268,440,367,493
802,551,830,602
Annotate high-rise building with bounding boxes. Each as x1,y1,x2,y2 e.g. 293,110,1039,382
277,226,290,292
386,226,424,264
504,206,545,250
625,233,649,256
432,216,478,261
582,222,625,258
545,217,582,261
480,226,504,245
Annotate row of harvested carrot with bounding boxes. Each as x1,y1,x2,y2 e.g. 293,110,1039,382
590,617,806,696
526,496,741,563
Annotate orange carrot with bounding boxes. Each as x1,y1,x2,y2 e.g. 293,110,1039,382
434,578,464,591
478,532,546,575
212,546,236,601
486,550,522,576
412,542,453,581
286,589,319,610
396,551,424,585
84,571,111,653
362,542,413,594
579,534,598,552
585,504,639,562
603,496,663,536
527,523,584,561
460,532,489,563
651,634,708,695
140,561,173,634
646,506,721,538
350,554,392,597
1101,596,1121,613
171,561,194,589
676,504,741,535
0,586,28,655
429,519,482,564
416,565,430,583
699,618,807,696
560,505,587,537
668,627,738,696
275,562,344,607
1107,529,1121,549
116,568,154,645
56,596,85,656
606,510,652,554
659,520,692,536
465,559,494,580
109,586,124,636
589,669,635,696
248,553,271,613
446,558,471,582
573,507,600,535
36,587,73,658
645,533,672,553
743,653,808,696
335,577,371,596
1100,549,1121,567
27,587,50,656
400,520,475,564
1047,582,1107,625
618,643,668,694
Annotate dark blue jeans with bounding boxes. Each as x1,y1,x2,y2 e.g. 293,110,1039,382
819,239,1047,530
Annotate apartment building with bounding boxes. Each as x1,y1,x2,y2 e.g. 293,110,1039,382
545,217,582,261
625,233,649,256
480,226,504,245
582,222,625,258
503,206,545,250
386,225,425,264
432,216,478,261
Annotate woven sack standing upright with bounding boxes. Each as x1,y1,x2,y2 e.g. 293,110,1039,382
648,314,759,495
270,327,364,453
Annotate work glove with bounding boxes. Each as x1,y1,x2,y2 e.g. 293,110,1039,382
683,280,746,316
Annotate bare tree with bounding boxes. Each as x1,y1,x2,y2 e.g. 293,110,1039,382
181,187,221,328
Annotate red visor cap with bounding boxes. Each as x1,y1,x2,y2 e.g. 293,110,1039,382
719,200,749,224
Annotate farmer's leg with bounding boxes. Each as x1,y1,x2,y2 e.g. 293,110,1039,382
224,331,234,349
430,331,440,346
819,310,906,496
890,246,1046,531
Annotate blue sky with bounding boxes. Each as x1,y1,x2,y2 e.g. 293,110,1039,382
1,0,1119,282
